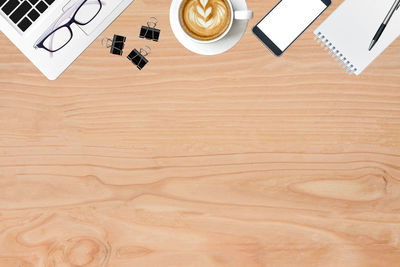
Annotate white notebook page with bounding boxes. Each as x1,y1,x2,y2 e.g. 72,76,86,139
314,0,400,75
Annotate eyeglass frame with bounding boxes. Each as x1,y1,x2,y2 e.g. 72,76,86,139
35,0,103,53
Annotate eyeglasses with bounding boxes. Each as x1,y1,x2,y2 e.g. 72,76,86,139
35,0,102,53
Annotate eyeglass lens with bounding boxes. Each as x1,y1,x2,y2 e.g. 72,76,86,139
74,0,102,25
40,0,102,52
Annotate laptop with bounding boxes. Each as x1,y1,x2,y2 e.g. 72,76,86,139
0,0,134,80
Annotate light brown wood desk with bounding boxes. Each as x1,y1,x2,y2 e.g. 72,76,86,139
1,0,400,266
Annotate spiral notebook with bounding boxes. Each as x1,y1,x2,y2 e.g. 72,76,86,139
314,0,400,75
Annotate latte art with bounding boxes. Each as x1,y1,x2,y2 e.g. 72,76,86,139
180,0,232,41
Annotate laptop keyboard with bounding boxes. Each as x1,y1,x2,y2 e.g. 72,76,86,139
0,0,54,32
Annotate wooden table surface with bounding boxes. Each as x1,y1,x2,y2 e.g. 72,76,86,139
1,0,400,266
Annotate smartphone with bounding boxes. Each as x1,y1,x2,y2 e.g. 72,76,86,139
252,0,331,56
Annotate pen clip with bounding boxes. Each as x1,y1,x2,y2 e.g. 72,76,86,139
397,1,400,10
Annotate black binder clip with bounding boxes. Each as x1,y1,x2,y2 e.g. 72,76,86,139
139,17,160,42
127,46,151,70
102,34,126,55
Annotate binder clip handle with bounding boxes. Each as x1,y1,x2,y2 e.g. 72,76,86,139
101,37,113,48
140,45,152,57
147,17,158,28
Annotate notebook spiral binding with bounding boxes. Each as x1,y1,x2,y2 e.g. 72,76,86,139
315,32,357,75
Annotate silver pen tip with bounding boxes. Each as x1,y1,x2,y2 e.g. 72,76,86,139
369,40,375,51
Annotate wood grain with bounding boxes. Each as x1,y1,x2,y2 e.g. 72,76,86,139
1,0,400,266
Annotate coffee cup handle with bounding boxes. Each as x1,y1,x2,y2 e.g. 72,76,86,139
234,10,253,20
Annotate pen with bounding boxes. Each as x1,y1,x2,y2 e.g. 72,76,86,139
369,0,400,51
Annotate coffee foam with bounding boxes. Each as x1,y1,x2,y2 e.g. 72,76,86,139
180,0,231,41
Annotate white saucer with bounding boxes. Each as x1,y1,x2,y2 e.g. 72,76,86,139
170,0,250,56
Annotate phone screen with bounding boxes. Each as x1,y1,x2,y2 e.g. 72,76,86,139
257,0,327,51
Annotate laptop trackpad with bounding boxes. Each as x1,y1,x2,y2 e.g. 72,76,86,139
63,0,124,35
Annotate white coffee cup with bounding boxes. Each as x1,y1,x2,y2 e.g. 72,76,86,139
176,0,253,44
